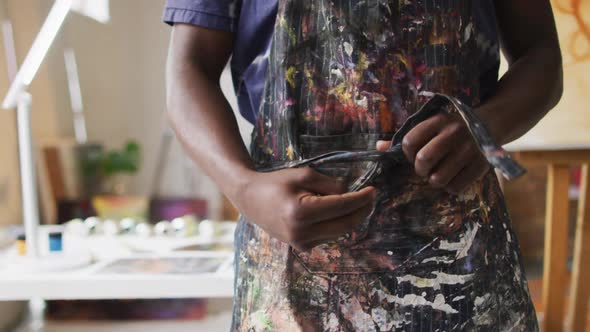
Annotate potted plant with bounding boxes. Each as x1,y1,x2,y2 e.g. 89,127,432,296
99,140,141,195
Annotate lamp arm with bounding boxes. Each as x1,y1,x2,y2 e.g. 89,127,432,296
2,0,72,109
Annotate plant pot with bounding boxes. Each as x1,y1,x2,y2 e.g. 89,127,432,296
101,173,133,196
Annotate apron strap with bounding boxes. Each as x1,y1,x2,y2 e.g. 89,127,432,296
260,93,526,183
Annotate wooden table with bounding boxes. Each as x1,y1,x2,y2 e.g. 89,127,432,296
512,147,590,332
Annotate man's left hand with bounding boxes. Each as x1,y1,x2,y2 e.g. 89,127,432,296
376,112,490,194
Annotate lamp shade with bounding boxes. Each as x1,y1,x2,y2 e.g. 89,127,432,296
507,0,590,150
72,0,110,24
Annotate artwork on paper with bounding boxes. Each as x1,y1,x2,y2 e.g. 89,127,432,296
97,256,228,274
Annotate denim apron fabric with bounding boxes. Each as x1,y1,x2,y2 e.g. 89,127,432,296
232,1,539,331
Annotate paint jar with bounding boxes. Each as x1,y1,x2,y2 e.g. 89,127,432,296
48,232,63,252
16,235,26,256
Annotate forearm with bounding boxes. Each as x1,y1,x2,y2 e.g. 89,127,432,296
166,57,255,201
479,0,563,146
477,43,563,145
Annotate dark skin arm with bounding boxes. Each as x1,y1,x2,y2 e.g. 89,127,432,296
166,25,376,251
377,0,563,193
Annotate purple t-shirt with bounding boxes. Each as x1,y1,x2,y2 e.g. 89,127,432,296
163,0,499,125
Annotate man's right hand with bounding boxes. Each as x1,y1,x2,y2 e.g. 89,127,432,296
233,168,377,251
167,25,375,251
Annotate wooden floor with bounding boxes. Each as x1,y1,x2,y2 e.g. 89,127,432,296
528,275,590,331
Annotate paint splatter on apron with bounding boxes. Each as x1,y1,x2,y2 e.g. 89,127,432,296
233,1,539,331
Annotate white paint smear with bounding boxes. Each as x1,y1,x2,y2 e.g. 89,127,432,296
421,256,455,264
438,223,480,260
374,289,458,314
396,272,474,290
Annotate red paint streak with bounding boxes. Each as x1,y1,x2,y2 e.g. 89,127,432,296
379,102,395,133
460,87,471,96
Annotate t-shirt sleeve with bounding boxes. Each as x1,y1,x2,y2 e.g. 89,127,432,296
163,0,240,32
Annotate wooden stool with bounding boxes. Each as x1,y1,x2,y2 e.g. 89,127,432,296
514,149,590,332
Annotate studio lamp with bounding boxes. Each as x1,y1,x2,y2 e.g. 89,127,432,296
2,0,109,269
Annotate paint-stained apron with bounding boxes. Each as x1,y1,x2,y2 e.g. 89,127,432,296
232,1,539,331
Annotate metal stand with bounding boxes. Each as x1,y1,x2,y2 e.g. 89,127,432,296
8,92,92,272
16,92,40,259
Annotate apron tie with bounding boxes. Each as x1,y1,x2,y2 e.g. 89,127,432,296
260,93,526,182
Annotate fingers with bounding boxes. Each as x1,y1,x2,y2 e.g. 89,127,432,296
292,203,374,251
446,158,490,194
282,186,376,251
295,186,376,224
402,114,446,163
427,143,472,188
376,140,390,151
414,131,456,177
292,167,347,195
